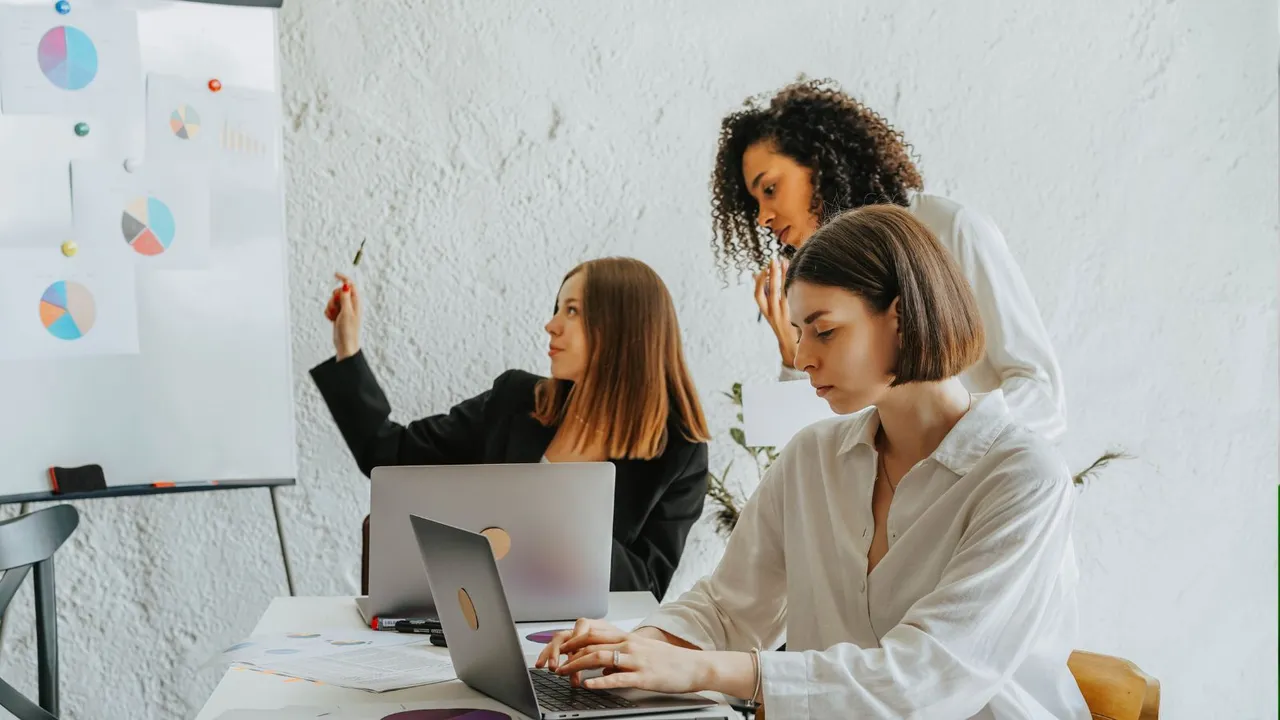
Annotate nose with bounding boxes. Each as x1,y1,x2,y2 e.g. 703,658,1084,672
793,332,817,374
756,203,775,230
545,316,560,336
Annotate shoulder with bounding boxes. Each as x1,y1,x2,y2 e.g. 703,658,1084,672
488,369,546,411
662,418,709,476
908,192,1006,250
972,422,1074,510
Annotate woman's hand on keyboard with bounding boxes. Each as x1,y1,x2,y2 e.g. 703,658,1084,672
535,618,629,672
551,634,711,695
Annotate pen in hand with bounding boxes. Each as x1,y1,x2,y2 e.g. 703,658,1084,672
326,240,367,322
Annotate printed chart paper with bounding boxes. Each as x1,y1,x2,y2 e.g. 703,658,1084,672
71,160,210,269
0,160,72,247
0,247,138,360
146,73,280,189
246,645,456,693
217,628,427,667
0,6,142,116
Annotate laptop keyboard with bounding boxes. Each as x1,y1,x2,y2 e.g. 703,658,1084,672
530,668,638,713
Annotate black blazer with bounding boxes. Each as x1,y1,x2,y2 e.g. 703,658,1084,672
310,351,709,600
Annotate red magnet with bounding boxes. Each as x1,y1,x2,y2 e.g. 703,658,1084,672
208,78,222,92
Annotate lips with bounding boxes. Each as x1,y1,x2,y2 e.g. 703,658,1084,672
778,227,792,246
548,347,563,357
813,384,833,397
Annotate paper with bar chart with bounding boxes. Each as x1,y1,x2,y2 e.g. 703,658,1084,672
71,160,210,270
0,6,141,115
145,73,279,190
0,248,138,360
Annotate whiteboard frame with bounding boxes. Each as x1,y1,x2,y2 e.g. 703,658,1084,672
0,0,298,502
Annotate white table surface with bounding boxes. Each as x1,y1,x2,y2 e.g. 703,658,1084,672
195,593,739,720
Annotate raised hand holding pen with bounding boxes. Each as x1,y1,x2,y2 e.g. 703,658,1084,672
324,272,362,360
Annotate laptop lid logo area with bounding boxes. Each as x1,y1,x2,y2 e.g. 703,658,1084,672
458,587,480,630
480,526,512,560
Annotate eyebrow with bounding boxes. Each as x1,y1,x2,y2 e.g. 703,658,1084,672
749,171,766,190
802,310,830,325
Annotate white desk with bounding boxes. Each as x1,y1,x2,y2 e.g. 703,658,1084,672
196,593,740,720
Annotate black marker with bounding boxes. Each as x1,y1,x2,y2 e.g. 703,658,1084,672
394,618,443,633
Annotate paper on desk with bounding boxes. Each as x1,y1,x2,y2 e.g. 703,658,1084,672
245,643,456,693
214,700,526,720
213,700,738,720
741,379,838,448
217,628,427,668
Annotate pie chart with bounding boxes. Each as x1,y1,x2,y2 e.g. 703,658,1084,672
37,26,98,91
170,105,201,140
39,281,95,341
122,197,176,256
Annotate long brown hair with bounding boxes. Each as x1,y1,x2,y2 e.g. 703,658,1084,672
532,258,710,460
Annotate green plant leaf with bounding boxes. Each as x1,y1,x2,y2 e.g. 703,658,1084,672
729,427,747,447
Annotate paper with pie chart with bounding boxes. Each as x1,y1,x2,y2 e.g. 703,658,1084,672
0,248,138,361
0,6,141,116
71,160,210,269
145,73,280,190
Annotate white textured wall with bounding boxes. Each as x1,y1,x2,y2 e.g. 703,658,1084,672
0,1,1274,718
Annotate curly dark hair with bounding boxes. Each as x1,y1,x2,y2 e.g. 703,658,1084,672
710,77,924,279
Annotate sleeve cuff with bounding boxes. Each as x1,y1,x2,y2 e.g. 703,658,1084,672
759,649,810,719
634,609,717,651
310,349,368,385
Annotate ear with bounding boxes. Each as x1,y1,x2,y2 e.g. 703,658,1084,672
888,296,902,336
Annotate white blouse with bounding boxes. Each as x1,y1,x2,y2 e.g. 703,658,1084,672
640,392,1089,719
779,193,1068,443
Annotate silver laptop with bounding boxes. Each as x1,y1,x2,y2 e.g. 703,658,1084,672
409,514,718,719
357,463,615,625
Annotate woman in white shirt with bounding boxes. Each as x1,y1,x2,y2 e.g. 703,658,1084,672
711,78,1067,441
537,205,1089,719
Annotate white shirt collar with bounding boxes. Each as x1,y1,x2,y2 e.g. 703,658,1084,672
837,391,1013,476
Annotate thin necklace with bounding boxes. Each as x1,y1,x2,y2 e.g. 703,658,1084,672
878,439,899,495
878,393,973,496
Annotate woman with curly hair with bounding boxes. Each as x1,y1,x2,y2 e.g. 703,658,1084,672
712,78,1067,440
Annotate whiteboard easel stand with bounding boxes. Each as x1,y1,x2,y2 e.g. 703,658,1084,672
0,479,297,595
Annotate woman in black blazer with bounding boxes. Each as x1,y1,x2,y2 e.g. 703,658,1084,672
311,257,711,601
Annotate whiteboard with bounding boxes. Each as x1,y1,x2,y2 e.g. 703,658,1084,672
0,0,295,496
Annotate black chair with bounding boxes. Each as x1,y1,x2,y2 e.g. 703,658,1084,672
0,504,79,720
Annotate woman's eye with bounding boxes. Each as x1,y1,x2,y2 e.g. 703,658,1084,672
763,184,776,197
817,329,834,340
566,307,578,316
